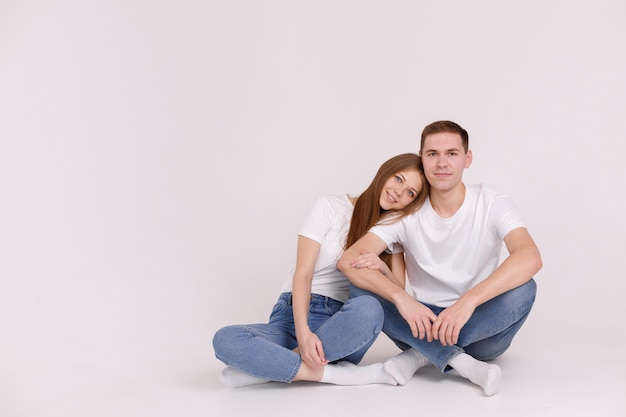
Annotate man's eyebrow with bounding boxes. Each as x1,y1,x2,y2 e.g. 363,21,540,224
424,147,462,153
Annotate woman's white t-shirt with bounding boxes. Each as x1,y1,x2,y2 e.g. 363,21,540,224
280,194,354,302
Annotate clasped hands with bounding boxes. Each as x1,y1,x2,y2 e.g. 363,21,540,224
396,295,475,346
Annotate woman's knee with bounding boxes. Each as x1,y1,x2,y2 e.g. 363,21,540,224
213,325,245,358
346,295,384,330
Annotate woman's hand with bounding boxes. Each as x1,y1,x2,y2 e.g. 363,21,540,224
296,330,329,368
350,252,392,277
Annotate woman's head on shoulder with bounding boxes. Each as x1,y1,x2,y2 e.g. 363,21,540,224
373,152,429,215
345,153,429,249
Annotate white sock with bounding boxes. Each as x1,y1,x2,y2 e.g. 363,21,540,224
447,353,502,396
320,361,398,386
383,348,429,385
219,367,270,388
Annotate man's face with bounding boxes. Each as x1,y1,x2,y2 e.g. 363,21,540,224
420,132,472,192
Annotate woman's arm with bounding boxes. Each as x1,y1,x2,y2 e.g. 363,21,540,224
291,236,329,368
388,252,407,289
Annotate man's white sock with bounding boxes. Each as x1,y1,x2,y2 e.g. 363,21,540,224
320,361,398,386
383,348,429,385
219,367,270,388
447,353,502,396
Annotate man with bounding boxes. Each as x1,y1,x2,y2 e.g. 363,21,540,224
337,120,542,396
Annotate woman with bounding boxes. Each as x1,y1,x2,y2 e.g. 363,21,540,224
213,153,429,387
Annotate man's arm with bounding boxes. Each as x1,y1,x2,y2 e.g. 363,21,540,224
461,227,542,308
431,227,543,346
337,232,437,340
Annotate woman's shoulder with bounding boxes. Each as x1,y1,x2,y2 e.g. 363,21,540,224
313,194,352,207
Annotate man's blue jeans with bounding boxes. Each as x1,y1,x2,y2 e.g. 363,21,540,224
213,293,384,382
350,279,537,372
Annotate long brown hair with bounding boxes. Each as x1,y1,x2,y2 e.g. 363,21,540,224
344,153,429,259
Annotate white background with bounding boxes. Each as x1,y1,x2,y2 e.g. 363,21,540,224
1,1,625,416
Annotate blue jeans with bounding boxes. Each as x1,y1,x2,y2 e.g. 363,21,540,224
212,292,384,382
350,279,537,373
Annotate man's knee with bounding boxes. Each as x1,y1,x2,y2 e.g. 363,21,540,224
515,278,537,303
526,278,537,300
505,278,537,315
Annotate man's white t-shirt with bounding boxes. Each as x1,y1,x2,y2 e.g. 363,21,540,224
281,194,354,302
370,184,525,307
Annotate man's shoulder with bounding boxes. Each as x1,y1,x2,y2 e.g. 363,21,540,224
468,183,496,194
468,183,510,200
466,184,522,226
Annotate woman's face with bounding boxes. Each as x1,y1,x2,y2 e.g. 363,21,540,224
379,169,423,211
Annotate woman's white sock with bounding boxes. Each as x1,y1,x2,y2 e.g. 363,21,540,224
320,361,398,386
219,367,270,388
447,353,502,396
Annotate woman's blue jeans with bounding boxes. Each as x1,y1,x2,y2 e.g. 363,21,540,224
212,292,384,382
349,279,537,373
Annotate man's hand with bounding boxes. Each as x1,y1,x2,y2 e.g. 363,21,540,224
296,330,329,368
431,299,476,346
395,294,437,342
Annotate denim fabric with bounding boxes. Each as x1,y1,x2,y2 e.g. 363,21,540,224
349,279,537,372
212,293,384,382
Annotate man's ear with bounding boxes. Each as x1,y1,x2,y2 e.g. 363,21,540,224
465,149,473,168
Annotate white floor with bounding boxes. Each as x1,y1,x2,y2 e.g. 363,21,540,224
4,319,624,417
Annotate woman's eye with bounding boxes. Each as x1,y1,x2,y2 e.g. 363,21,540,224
395,175,402,182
